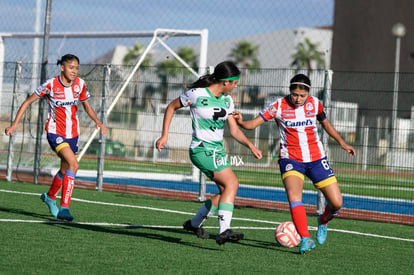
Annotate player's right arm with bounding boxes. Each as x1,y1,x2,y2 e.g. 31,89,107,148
232,111,265,130
156,97,183,152
5,93,39,136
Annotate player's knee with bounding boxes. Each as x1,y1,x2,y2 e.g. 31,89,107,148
68,161,79,173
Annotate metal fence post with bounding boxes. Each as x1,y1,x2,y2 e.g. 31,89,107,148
6,61,22,181
317,69,333,215
96,64,109,191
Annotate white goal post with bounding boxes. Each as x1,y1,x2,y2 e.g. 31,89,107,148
75,28,209,161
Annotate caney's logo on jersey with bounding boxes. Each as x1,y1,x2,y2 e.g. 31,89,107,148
285,163,293,171
55,100,78,107
286,119,314,127
73,85,81,98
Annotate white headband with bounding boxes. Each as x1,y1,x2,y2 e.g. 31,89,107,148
291,82,311,88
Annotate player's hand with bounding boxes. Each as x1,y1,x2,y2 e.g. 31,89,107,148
231,111,243,124
250,145,263,160
4,125,16,136
97,123,107,135
156,136,167,152
342,144,356,156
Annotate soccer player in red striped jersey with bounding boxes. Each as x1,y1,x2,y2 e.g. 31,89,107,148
5,54,106,221
233,74,355,254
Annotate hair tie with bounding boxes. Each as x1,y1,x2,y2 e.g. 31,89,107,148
290,82,311,88
219,75,240,81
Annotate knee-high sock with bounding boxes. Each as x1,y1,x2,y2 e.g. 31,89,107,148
290,201,310,238
47,171,63,200
191,199,218,228
320,205,341,224
60,170,76,208
218,202,234,234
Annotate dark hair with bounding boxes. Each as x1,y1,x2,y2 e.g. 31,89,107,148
289,74,311,92
57,54,80,66
188,60,241,89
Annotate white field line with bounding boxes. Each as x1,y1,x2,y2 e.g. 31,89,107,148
1,189,413,243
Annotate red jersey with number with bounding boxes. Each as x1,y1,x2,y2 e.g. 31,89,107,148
260,95,326,162
34,75,90,138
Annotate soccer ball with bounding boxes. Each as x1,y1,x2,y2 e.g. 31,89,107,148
275,221,301,248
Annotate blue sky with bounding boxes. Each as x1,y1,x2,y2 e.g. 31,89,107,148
0,0,334,62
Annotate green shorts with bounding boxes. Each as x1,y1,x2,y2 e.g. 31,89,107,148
189,144,230,179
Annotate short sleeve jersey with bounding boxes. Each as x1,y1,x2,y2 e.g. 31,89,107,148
260,95,326,162
179,87,234,149
35,75,90,138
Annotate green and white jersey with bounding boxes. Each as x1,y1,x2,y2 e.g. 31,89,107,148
179,87,234,149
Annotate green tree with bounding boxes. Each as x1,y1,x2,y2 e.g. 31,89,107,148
229,40,260,106
156,59,181,104
156,46,198,104
176,46,198,88
123,43,152,110
290,38,325,72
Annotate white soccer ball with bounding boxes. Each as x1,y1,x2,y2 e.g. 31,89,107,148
275,221,301,248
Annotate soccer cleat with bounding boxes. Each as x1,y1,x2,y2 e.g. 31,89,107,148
57,207,74,221
183,220,209,239
40,193,58,218
299,237,316,255
215,229,244,245
316,216,328,245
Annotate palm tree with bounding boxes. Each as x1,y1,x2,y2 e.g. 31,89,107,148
156,46,198,104
229,40,260,106
290,38,325,72
156,59,181,104
176,47,198,88
122,43,152,108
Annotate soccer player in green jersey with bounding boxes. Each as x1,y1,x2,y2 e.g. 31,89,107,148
156,61,262,245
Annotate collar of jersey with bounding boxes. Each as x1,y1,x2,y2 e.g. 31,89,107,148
205,87,222,99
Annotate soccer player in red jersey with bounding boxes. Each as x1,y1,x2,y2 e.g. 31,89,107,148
5,54,106,221
233,74,355,254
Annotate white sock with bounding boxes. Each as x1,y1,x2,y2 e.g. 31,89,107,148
218,202,234,234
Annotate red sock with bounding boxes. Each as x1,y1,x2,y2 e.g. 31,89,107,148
60,170,76,208
47,171,63,200
290,201,310,238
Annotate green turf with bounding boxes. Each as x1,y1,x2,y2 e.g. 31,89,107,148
0,180,413,274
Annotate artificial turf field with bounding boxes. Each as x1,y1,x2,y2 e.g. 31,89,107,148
0,180,413,274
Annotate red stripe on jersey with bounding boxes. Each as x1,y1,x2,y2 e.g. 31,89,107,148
55,106,67,136
285,129,303,162
305,126,322,160
71,105,78,135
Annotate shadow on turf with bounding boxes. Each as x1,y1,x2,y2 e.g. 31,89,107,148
0,206,55,220
48,221,223,251
238,237,300,255
1,206,297,253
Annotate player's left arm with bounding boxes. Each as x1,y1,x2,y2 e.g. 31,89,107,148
319,118,355,156
227,115,262,160
82,101,106,135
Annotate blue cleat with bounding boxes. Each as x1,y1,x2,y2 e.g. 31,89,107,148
57,207,74,221
316,216,328,245
40,193,58,218
299,237,316,255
